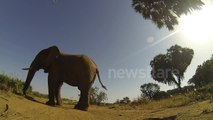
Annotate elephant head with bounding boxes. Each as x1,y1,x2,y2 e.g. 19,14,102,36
22,46,60,95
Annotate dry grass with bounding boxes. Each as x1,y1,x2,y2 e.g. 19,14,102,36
1,91,213,120
1,73,213,119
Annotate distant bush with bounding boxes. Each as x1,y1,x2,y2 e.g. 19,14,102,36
115,97,131,104
90,87,107,105
167,85,195,95
140,83,160,99
0,74,32,94
131,97,149,106
153,91,170,100
130,83,213,108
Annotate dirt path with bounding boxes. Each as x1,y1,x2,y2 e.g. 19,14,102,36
0,93,95,120
1,92,213,120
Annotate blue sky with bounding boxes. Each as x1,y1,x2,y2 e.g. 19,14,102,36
0,0,213,102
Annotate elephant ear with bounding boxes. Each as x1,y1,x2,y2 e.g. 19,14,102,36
45,46,60,72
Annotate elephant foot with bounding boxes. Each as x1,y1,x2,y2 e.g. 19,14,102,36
74,104,88,111
56,102,62,106
46,100,56,106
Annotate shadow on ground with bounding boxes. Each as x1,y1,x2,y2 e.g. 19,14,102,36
24,95,45,105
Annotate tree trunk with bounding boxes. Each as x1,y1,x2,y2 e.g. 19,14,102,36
177,76,182,91
173,77,182,91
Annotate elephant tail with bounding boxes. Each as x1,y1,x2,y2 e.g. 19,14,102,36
96,69,107,90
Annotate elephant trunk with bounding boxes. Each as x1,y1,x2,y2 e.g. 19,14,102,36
23,69,36,95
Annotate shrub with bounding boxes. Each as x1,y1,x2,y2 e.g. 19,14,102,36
187,83,213,101
140,83,160,99
131,97,150,106
119,97,131,104
90,87,107,105
0,74,32,94
153,91,170,100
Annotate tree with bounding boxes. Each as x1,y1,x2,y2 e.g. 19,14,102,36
90,87,99,104
132,0,204,30
150,45,194,90
90,87,107,105
119,97,131,104
140,83,160,99
211,54,213,60
188,59,213,87
96,91,107,104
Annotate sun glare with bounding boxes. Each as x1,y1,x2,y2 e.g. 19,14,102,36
180,4,213,45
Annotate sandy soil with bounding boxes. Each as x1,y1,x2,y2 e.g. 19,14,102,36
1,92,213,120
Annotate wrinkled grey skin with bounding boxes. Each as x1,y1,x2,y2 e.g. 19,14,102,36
23,46,106,111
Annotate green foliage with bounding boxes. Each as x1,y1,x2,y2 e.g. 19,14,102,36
168,45,194,78
90,87,99,104
167,85,194,95
140,83,160,99
115,97,131,104
0,74,32,94
153,91,170,100
185,83,213,102
132,0,204,30
151,54,174,84
131,83,213,108
90,87,107,105
131,97,150,105
96,91,107,104
0,73,77,103
150,45,194,89
188,59,213,87
120,97,131,104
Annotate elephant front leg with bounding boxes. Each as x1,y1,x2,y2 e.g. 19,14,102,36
46,75,56,106
55,81,63,106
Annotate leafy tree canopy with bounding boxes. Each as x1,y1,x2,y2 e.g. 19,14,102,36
188,59,213,87
140,83,160,99
90,87,107,105
150,45,194,89
132,0,204,30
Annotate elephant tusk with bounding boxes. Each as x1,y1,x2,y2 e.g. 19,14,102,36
22,67,31,70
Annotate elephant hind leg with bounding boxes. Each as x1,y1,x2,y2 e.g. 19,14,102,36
75,88,90,111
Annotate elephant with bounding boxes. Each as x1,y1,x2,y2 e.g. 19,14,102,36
22,45,107,111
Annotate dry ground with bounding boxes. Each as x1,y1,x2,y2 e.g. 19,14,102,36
1,92,213,120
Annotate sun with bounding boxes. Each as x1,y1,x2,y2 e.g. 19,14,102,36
179,3,213,45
